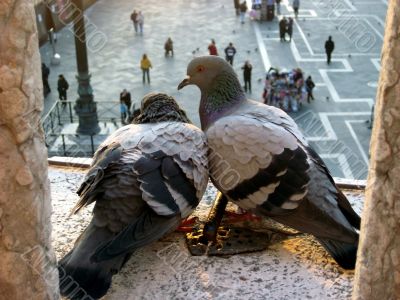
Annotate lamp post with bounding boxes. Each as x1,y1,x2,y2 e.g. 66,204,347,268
73,0,100,135
48,28,61,65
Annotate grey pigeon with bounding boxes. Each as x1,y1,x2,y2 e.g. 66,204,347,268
59,93,208,299
178,56,360,269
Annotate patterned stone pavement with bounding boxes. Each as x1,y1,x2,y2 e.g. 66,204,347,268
40,0,388,179
253,0,387,179
253,1,387,179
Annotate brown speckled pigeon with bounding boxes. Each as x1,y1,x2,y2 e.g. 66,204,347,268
178,56,360,269
59,93,208,299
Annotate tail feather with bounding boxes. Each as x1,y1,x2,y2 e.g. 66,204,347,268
59,261,113,300
58,224,127,299
336,190,361,230
317,237,358,270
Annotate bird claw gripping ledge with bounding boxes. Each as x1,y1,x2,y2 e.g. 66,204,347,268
185,192,295,256
186,226,276,256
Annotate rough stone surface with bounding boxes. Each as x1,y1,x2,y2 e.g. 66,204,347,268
0,0,59,299
50,166,365,300
353,2,400,299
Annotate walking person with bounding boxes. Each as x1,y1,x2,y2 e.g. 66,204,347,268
120,89,132,116
224,42,237,65
140,54,152,84
242,60,252,93
208,39,218,56
164,37,174,56
130,10,138,33
276,0,281,15
305,76,315,103
325,36,335,64
233,0,240,16
239,1,247,24
292,0,300,18
42,63,51,96
279,17,287,42
266,0,275,20
57,74,69,107
287,17,294,42
137,11,144,35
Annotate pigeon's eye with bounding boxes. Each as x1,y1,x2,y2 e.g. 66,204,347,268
196,65,205,73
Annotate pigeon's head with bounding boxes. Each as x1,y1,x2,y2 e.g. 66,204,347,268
133,92,191,124
178,56,234,91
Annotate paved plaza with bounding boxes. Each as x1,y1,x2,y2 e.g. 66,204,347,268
40,0,388,179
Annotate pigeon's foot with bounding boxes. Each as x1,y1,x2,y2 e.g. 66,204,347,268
176,216,199,232
186,226,294,256
201,192,229,242
185,195,296,256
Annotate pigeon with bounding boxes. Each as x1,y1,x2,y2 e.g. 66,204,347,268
58,92,209,299
177,56,360,269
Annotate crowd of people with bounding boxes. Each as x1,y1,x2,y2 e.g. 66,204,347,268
262,67,315,112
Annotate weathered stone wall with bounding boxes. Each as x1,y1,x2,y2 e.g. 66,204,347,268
0,1,59,299
353,1,400,299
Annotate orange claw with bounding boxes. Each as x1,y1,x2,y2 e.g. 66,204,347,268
176,216,199,232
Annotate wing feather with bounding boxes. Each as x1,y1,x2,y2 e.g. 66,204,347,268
209,103,359,245
73,122,208,220
207,114,309,213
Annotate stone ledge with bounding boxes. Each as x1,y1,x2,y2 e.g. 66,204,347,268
50,165,364,299
48,156,367,189
48,156,92,169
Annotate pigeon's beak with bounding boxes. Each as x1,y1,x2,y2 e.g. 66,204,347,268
178,76,191,90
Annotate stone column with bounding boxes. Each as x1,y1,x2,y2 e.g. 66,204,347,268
353,1,400,299
0,1,59,299
73,0,100,135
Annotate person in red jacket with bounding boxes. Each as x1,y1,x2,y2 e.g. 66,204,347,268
208,39,218,56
